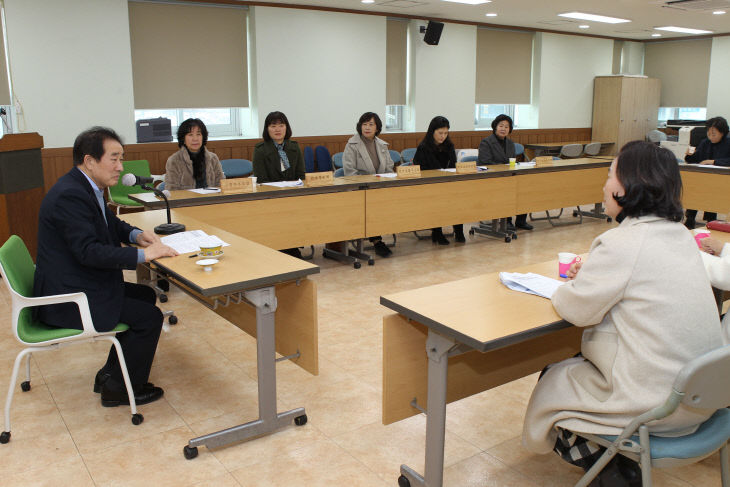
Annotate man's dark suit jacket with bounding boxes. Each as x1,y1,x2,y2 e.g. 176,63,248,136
33,167,140,332
478,133,516,165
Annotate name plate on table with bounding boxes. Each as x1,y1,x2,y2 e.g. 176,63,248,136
455,161,477,174
396,165,421,179
221,178,254,194
535,156,555,165
304,171,334,187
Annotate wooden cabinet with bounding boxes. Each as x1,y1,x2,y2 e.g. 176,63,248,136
592,76,660,155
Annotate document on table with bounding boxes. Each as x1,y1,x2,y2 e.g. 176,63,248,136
516,162,536,168
160,230,230,254
260,179,304,187
188,187,221,194
375,173,398,178
499,272,565,299
438,167,489,172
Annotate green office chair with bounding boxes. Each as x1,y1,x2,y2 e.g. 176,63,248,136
573,344,730,487
0,235,143,445
107,160,156,214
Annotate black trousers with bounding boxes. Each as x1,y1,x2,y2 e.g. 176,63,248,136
101,282,163,389
685,209,717,223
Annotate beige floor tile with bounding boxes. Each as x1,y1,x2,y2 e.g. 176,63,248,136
187,473,242,487
1,455,95,487
83,426,228,487
229,436,388,487
443,451,540,487
331,414,480,483
660,451,723,486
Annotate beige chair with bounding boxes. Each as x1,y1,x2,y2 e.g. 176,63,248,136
560,143,583,158
583,142,601,157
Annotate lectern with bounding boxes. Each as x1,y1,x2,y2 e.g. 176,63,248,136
0,133,44,257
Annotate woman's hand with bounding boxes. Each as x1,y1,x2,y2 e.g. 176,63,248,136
699,159,715,165
700,237,724,256
566,260,583,280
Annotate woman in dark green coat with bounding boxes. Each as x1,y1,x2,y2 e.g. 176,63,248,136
252,111,305,183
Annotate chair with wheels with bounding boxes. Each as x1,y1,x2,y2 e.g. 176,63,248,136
333,152,344,170
303,146,315,173
314,145,333,171
583,142,601,157
514,142,525,159
560,143,583,159
456,148,478,162
461,155,478,162
220,159,253,178
389,150,401,165
334,168,344,177
400,148,417,165
573,343,730,487
0,235,144,445
647,130,668,144
107,160,156,215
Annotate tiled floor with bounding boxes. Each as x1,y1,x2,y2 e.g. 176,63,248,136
0,213,723,486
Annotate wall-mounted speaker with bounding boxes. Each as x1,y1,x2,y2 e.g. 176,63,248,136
420,21,444,45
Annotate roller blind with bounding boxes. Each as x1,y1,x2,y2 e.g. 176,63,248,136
644,38,711,107
475,28,533,105
128,2,248,109
0,19,10,106
386,19,407,106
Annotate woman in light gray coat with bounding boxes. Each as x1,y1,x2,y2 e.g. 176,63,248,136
523,141,723,484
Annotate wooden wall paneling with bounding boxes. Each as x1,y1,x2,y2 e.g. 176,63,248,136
5,187,44,256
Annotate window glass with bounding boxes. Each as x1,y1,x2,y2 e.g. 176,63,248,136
134,108,241,139
385,105,405,131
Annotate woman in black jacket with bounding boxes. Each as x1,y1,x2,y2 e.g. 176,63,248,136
413,116,465,244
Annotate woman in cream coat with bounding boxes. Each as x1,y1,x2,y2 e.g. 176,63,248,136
699,236,730,342
523,141,723,481
343,112,394,176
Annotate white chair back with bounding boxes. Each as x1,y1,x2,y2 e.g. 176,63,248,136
456,149,478,162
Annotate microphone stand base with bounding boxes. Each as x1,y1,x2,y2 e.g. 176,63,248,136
154,223,186,235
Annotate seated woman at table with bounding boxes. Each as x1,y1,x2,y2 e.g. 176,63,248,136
343,112,395,257
165,118,225,190
252,111,306,184
684,116,730,229
477,114,532,230
523,141,723,486
413,116,464,245
698,236,730,341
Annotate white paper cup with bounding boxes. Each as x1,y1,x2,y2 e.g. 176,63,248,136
558,252,580,278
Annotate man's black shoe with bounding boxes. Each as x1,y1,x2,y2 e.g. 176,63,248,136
516,221,534,230
94,370,154,394
101,383,164,407
373,240,392,257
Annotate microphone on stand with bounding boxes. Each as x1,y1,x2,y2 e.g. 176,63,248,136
121,173,185,235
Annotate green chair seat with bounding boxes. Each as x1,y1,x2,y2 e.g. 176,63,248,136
18,315,129,344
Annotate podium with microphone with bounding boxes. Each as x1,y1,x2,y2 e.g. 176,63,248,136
121,174,185,235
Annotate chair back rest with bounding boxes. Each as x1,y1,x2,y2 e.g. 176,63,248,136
220,159,253,178
461,155,478,162
315,145,332,171
675,344,730,410
456,148,478,162
514,143,525,156
108,160,152,202
303,146,315,173
158,181,166,191
0,236,37,338
334,167,344,177
560,144,583,158
333,152,344,169
389,150,401,164
400,148,417,164
583,142,601,156
647,130,668,144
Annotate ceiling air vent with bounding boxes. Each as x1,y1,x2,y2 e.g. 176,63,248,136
663,0,730,11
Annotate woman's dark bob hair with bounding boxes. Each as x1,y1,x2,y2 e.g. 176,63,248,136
177,118,208,148
356,112,382,137
422,116,454,152
262,111,293,142
613,140,684,222
706,116,729,138
491,114,513,133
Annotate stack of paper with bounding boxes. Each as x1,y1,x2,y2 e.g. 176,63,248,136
499,272,565,299
160,230,230,254
261,179,304,187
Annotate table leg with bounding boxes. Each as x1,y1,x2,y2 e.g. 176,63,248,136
575,203,610,221
399,331,455,487
184,286,307,457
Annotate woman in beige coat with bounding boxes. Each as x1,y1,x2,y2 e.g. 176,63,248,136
698,236,730,342
523,141,723,485
165,118,225,190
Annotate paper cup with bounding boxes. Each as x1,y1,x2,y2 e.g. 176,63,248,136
509,157,516,168
558,252,581,278
693,229,710,248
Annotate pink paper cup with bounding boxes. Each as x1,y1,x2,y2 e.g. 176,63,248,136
694,232,710,248
558,252,581,278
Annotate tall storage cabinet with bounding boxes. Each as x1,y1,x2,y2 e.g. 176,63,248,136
592,75,660,154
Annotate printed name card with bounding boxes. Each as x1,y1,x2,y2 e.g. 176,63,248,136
221,177,254,194
535,156,554,165
455,161,477,174
396,165,421,179
304,171,334,187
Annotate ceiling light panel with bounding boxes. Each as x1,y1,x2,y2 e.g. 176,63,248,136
558,12,631,23
441,0,491,4
654,25,713,33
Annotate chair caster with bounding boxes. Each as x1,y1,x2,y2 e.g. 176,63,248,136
183,445,199,459
354,261,361,269
512,232,518,240
607,217,612,223
21,381,30,392
398,474,410,487
159,294,168,303
294,414,308,426
368,259,375,266
469,228,475,235
168,315,178,325
131,413,144,425
573,210,578,217
504,236,511,243
0,431,10,444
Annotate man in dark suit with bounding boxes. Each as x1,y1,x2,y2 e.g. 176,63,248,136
34,127,177,406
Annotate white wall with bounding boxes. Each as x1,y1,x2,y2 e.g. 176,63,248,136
706,36,730,118
4,0,135,148
410,21,476,132
535,33,613,128
251,6,385,137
